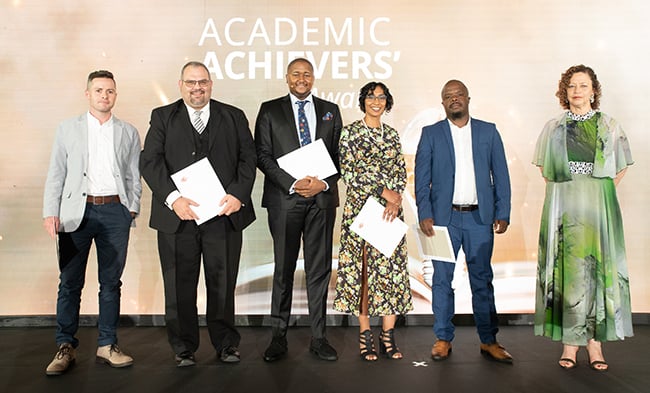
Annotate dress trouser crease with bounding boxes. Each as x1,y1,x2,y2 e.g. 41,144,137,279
432,209,499,344
158,217,241,354
268,199,336,339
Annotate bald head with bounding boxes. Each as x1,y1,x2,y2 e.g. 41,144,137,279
441,80,469,99
441,80,471,125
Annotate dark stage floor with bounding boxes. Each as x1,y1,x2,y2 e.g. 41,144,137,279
1,325,648,393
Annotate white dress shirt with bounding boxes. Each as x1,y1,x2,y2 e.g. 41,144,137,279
448,118,478,205
87,112,118,196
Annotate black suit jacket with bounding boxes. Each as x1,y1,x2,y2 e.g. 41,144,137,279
255,94,342,209
140,98,256,234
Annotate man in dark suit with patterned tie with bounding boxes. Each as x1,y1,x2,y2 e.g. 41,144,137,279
255,58,343,362
140,61,257,367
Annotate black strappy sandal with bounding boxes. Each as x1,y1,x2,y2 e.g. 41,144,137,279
379,329,402,359
359,330,378,361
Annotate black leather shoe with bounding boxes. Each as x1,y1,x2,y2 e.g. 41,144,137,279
263,336,288,362
175,351,196,367
219,346,241,363
309,337,338,361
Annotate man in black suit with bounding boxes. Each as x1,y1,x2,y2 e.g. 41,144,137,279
140,61,256,367
255,58,343,362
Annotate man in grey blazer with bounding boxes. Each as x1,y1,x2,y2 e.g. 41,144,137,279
415,80,513,363
43,70,141,376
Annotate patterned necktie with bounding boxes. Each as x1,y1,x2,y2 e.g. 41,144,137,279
192,110,205,134
297,100,311,146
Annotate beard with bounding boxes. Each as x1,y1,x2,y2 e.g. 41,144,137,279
189,90,208,107
448,109,465,120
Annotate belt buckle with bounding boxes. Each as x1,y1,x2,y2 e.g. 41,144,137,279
93,196,104,205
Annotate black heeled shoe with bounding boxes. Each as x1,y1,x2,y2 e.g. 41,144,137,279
359,330,377,361
379,329,402,359
587,340,609,372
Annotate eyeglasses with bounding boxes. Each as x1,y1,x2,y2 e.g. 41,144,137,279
366,94,387,101
183,79,211,88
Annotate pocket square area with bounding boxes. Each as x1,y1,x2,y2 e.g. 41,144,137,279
322,112,333,121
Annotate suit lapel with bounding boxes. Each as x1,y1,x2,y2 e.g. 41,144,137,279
313,97,323,139
112,116,124,160
207,100,222,151
442,120,455,168
281,95,301,146
77,114,89,171
470,119,481,169
174,100,193,135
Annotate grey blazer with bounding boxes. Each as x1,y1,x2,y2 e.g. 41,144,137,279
43,113,142,232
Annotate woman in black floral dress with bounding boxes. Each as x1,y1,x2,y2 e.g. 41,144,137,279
334,82,413,361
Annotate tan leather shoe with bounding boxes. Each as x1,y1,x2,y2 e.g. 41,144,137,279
480,343,513,364
46,343,76,376
431,339,452,361
96,344,134,368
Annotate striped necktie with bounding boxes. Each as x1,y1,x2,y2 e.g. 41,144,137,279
192,110,205,134
297,100,311,146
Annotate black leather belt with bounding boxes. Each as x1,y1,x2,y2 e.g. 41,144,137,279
86,195,121,205
452,204,478,212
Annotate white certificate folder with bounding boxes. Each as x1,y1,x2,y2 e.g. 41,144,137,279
170,158,226,225
350,197,408,258
277,138,338,180
413,225,456,263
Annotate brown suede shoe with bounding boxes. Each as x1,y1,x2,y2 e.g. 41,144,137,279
45,343,76,376
480,343,513,364
96,344,134,368
431,340,452,361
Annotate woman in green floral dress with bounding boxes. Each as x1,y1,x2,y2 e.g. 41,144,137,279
533,65,634,371
333,82,412,361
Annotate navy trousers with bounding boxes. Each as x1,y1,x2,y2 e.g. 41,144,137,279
56,202,132,347
431,209,499,344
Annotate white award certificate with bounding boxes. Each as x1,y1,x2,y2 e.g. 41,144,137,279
170,158,227,225
412,224,456,263
350,197,408,258
277,138,337,180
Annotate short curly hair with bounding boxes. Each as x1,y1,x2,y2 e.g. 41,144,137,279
556,64,602,110
358,81,394,113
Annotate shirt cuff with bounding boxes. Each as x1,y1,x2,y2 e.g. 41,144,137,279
165,190,181,210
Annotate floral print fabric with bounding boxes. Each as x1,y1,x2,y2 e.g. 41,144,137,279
333,120,413,316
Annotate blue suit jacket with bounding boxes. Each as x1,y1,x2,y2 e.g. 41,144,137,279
414,118,511,226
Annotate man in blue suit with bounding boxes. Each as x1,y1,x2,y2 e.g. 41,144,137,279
414,80,513,363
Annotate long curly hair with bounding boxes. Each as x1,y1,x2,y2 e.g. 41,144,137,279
358,81,394,113
556,64,602,110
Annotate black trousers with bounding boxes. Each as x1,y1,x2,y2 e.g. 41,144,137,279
267,199,336,339
157,217,242,354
